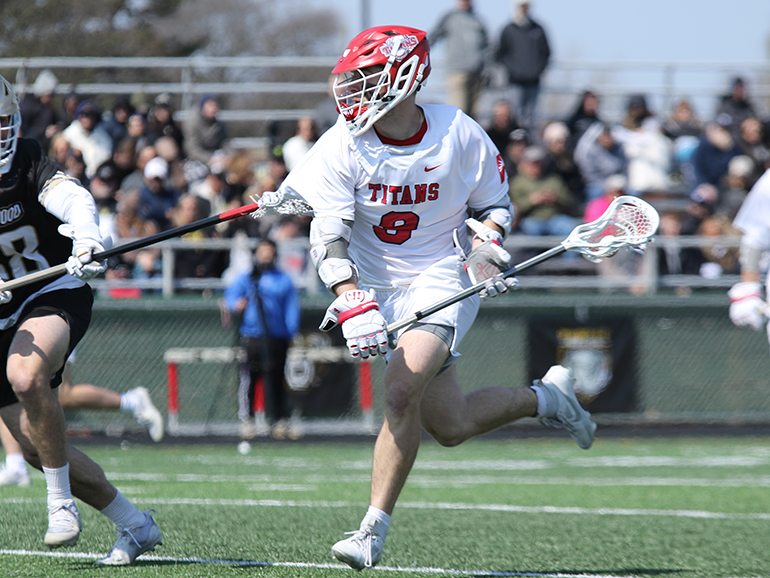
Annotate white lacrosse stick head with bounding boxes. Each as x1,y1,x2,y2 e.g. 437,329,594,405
563,196,660,263
248,191,314,219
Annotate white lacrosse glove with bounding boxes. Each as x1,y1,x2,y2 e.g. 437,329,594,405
728,281,766,330
319,289,389,359
65,240,107,282
456,218,519,300
0,282,11,305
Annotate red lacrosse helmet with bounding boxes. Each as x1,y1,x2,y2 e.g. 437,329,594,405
331,25,431,136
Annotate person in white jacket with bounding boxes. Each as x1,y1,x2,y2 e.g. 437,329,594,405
62,99,113,179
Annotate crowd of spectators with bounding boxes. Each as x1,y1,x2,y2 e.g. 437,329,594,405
17,69,313,297
16,66,770,297
483,74,770,286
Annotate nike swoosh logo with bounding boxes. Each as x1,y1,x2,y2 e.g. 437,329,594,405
424,164,442,172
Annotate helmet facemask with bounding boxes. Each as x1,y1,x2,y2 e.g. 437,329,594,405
334,50,425,137
0,77,20,174
0,113,20,173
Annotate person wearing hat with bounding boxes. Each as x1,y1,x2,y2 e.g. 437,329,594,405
147,95,184,152
508,144,579,236
495,0,551,132
183,94,228,170
20,69,63,152
503,127,530,177
566,90,602,149
62,99,113,179
574,121,629,201
542,120,585,203
622,94,653,130
137,156,179,230
100,95,134,150
715,77,764,139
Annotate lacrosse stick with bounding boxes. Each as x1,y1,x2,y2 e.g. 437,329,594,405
386,195,659,335
0,192,313,292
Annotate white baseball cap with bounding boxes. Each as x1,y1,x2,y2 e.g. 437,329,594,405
144,157,169,180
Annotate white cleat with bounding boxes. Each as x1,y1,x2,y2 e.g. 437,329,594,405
131,387,164,442
537,365,597,449
94,510,162,566
331,514,386,570
0,466,31,487
44,499,82,548
239,419,257,440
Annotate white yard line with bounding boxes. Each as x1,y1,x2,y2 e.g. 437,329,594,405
3,496,769,520
27,470,770,489
182,454,770,471
0,549,653,578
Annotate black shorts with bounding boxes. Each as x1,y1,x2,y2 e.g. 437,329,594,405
0,286,93,408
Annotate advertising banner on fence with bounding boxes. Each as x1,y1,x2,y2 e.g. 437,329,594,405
527,317,637,413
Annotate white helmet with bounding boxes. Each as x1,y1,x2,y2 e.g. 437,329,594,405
0,76,21,172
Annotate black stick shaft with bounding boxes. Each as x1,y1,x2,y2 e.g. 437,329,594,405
0,202,261,292
386,245,566,335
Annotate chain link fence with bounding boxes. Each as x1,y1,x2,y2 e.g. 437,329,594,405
62,292,770,438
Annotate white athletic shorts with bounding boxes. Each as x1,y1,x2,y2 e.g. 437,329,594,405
367,255,480,361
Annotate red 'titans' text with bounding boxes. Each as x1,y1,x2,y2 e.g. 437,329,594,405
368,183,439,205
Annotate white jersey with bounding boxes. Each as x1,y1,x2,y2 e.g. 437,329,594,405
279,104,509,290
734,168,770,250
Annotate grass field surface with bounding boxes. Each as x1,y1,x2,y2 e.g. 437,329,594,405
1,434,769,577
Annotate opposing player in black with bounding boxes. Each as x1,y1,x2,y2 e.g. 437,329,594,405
0,75,162,565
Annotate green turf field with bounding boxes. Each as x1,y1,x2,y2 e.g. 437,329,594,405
1,435,769,577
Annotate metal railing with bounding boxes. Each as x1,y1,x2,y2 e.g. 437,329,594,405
86,234,742,298
3,55,768,150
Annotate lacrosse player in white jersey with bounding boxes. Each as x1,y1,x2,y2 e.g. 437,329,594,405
272,25,597,570
730,168,770,331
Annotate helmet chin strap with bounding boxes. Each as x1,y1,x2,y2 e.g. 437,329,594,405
0,145,15,175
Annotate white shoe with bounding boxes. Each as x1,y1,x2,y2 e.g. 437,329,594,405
94,510,162,566
537,365,597,450
331,514,386,570
44,499,81,548
240,420,257,440
269,421,304,440
0,466,31,487
131,388,164,442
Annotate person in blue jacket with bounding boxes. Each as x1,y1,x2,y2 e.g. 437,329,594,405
224,239,300,439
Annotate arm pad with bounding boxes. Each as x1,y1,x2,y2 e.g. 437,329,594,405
310,216,356,290
316,258,358,290
739,241,764,274
470,202,514,236
39,175,102,246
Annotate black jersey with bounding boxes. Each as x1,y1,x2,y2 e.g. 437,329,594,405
0,138,85,328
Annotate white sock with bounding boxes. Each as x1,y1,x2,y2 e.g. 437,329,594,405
530,384,556,418
100,491,147,530
43,464,73,508
119,391,138,414
5,452,26,473
365,506,391,535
